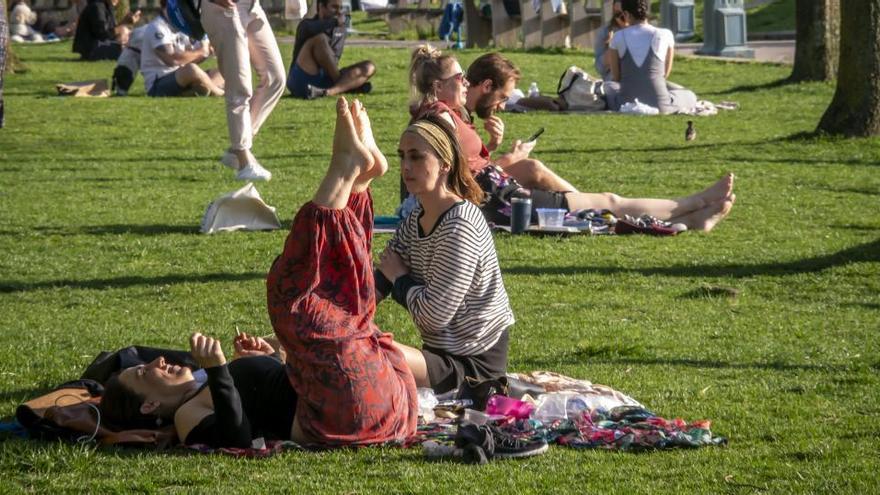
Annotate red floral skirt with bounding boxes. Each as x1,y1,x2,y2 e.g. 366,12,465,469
266,190,417,446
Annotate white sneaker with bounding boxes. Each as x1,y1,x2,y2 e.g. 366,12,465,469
236,161,272,181
220,151,240,170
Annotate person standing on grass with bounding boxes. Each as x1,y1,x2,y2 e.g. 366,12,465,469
140,0,224,97
201,0,285,182
286,0,375,100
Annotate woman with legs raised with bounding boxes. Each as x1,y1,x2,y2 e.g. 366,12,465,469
101,98,417,448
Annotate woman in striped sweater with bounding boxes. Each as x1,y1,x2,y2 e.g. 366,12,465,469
376,114,515,394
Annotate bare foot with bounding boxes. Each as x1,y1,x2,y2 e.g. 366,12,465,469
695,173,735,206
679,194,735,232
312,97,374,208
350,99,388,191
332,97,374,178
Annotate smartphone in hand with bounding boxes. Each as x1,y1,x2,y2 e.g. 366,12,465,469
525,127,545,143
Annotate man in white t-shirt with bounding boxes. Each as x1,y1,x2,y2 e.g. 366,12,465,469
141,0,224,97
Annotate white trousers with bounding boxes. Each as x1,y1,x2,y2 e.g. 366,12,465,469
202,0,285,151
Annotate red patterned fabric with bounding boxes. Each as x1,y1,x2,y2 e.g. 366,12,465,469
266,190,418,447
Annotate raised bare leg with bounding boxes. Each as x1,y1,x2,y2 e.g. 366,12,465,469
312,97,374,209
349,99,388,192
297,34,341,80
668,194,736,232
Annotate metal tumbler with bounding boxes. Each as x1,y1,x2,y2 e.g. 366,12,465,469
510,197,532,234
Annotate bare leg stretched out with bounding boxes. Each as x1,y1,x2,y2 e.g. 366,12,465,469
562,173,735,231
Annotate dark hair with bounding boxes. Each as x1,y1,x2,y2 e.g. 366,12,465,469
99,373,160,430
407,114,484,206
621,0,648,21
317,0,331,7
465,52,521,91
409,45,458,103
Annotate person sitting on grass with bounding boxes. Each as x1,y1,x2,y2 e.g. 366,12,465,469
605,0,697,114
102,98,417,448
409,47,735,232
375,114,515,395
286,0,374,100
72,0,141,61
140,0,224,97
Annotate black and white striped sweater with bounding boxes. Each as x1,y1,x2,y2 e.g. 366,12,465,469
384,201,514,356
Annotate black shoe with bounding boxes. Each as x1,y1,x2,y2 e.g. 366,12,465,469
489,425,549,459
353,82,372,94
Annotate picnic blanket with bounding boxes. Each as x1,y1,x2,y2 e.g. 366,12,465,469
8,358,725,458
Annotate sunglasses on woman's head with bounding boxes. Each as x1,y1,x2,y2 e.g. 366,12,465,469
442,72,465,83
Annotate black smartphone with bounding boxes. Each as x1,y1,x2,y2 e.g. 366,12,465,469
525,127,545,143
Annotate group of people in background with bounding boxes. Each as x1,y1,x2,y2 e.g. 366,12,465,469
5,0,731,451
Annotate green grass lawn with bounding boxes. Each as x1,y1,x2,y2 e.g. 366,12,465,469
1,41,879,493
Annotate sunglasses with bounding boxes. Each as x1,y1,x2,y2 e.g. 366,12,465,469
442,72,466,83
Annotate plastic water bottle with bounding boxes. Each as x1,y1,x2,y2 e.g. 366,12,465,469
528,82,540,98
417,387,438,422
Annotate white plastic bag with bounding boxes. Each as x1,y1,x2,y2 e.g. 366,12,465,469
619,98,660,115
417,388,438,422
200,182,282,234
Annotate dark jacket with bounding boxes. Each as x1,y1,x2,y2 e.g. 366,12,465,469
72,0,117,57
291,15,345,66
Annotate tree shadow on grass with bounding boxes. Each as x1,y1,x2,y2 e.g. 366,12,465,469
518,353,854,373
575,131,816,154
701,76,794,97
0,271,266,294
505,238,880,279
0,224,202,237
819,186,880,196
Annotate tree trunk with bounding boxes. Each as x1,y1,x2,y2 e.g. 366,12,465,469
817,0,880,137
790,0,840,82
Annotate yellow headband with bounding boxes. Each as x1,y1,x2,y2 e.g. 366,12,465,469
405,120,455,167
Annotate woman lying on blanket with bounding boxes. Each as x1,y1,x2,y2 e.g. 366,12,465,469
374,114,515,395
408,46,735,232
102,98,419,448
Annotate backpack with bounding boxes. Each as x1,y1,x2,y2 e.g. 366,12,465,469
167,0,205,40
14,346,198,447
556,66,606,112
